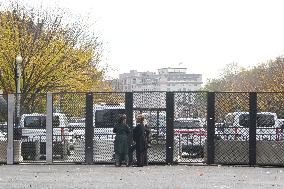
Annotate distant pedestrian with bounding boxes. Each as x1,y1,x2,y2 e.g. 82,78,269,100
113,114,130,167
133,114,147,167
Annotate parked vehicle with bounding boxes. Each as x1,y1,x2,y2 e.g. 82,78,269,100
222,112,281,141
278,119,284,132
68,117,85,139
174,118,207,158
71,103,126,140
0,130,6,141
0,122,7,133
69,117,85,128
20,113,73,159
93,103,125,138
144,111,166,141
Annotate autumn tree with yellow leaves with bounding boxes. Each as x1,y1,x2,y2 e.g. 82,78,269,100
0,2,111,114
204,58,284,118
204,59,284,92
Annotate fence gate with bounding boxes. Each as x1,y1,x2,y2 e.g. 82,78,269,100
174,92,207,164
256,92,284,166
16,93,47,164
52,92,86,163
133,92,167,164
3,91,284,166
213,92,250,165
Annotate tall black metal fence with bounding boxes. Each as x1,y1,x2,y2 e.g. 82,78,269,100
1,92,284,166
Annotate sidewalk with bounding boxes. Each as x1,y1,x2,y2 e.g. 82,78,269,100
0,164,283,189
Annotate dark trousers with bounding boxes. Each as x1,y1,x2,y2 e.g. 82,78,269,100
131,144,148,166
136,151,145,167
115,153,129,166
144,148,148,165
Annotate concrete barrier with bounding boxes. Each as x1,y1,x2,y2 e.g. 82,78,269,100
0,140,23,163
214,140,249,164
21,141,40,161
204,140,284,165
256,141,284,165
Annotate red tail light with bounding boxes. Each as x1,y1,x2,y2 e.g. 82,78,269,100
61,127,64,143
233,127,239,140
233,127,238,133
174,128,207,136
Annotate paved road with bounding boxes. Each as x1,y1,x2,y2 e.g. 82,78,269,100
0,164,283,189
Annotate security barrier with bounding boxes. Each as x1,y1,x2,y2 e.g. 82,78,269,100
1,92,284,166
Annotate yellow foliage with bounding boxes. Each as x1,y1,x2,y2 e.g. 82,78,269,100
0,4,111,113
0,7,110,94
204,58,284,117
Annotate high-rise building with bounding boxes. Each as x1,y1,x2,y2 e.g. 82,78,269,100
110,68,202,92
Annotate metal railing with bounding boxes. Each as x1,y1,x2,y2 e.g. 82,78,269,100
1,92,284,166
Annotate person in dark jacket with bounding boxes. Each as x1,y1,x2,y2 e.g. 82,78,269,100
133,114,147,167
144,121,151,165
113,114,130,167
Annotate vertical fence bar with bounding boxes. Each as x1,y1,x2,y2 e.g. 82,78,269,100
46,93,53,164
207,92,215,165
85,92,94,164
125,92,133,164
249,92,257,166
166,92,174,164
7,94,15,165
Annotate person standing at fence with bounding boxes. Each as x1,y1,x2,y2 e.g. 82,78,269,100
113,114,130,167
143,115,151,165
133,114,147,167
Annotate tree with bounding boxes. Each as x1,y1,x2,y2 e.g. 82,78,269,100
204,62,244,92
0,2,111,113
203,57,284,118
220,62,243,78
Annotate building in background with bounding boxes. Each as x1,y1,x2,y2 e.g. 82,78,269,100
109,68,202,92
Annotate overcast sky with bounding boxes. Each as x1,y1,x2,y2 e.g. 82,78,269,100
18,0,284,83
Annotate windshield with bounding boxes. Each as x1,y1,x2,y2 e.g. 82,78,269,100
239,114,275,127
24,115,63,128
95,109,125,128
24,116,46,128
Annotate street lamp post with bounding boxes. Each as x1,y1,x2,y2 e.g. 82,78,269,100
15,54,23,140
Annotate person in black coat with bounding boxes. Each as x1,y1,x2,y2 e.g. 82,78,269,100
133,114,147,167
143,119,151,165
113,114,130,167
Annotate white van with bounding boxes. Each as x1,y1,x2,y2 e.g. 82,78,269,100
20,113,70,140
222,112,281,141
71,103,126,139
93,103,125,138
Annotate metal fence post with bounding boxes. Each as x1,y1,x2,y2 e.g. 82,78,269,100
46,93,53,164
249,92,257,166
85,92,94,164
207,92,215,165
7,94,15,165
166,92,174,164
125,92,133,165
